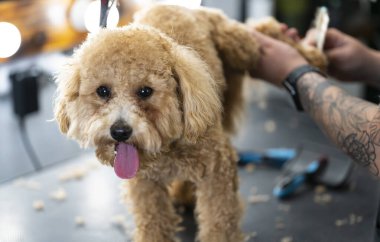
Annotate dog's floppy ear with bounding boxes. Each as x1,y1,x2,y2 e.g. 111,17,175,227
54,59,80,134
171,45,222,142
55,100,70,134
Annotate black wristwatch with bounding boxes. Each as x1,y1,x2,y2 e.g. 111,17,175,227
282,65,326,111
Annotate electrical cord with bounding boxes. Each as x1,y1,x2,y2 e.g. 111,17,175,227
18,117,42,171
100,0,116,28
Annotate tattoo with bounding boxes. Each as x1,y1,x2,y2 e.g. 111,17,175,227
298,73,380,176
341,132,376,168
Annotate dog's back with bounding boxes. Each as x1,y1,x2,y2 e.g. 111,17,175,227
135,5,259,133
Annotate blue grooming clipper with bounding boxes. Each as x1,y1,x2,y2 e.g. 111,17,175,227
238,148,297,168
273,157,328,199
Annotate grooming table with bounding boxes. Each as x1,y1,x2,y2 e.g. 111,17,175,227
1,82,379,242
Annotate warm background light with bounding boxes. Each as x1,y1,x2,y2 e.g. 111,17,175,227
0,22,21,58
70,0,90,32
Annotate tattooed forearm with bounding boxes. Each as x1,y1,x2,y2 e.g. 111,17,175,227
297,72,380,176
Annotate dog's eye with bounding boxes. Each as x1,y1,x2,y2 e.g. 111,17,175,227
96,86,111,99
136,86,153,99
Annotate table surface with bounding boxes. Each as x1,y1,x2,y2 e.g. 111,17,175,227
1,81,379,242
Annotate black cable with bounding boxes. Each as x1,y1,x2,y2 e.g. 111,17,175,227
18,117,42,171
100,0,116,28
239,0,248,22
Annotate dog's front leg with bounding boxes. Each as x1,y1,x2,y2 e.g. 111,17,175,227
126,178,182,242
195,167,243,242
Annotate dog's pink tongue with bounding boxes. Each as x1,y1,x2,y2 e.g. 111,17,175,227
114,143,139,179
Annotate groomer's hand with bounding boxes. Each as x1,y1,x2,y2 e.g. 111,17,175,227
304,28,380,85
250,30,308,86
280,23,300,42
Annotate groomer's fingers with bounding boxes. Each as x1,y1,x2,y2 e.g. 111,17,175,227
285,28,300,42
324,28,346,50
324,47,348,78
303,28,317,47
325,47,345,64
280,23,288,32
280,23,288,30
280,23,300,41
251,30,277,47
304,28,345,50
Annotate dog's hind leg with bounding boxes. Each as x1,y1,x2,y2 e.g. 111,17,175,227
125,178,182,242
251,18,327,70
194,151,243,242
198,8,260,72
197,9,260,134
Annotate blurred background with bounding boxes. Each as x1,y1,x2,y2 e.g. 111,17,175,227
2,1,380,242
1,0,379,183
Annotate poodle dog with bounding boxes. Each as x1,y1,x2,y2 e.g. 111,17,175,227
54,4,325,242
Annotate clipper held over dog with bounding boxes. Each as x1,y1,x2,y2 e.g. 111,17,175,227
54,4,325,242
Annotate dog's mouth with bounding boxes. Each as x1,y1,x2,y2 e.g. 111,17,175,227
113,143,139,179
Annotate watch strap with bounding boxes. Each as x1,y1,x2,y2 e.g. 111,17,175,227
282,65,325,111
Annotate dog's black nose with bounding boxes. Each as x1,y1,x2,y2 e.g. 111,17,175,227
110,121,133,142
